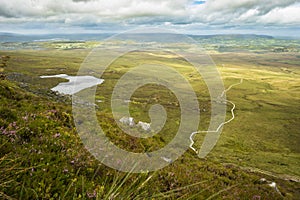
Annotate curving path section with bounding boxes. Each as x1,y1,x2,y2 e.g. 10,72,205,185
189,78,243,154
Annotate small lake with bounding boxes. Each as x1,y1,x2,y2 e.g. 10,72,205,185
40,74,104,95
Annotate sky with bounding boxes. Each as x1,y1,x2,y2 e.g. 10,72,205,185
0,0,299,37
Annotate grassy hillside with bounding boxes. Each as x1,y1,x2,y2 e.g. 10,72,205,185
1,77,297,199
0,41,300,199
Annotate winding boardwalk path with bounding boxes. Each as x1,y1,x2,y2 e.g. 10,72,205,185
189,78,243,153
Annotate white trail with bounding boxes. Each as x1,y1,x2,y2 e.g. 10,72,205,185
189,79,243,154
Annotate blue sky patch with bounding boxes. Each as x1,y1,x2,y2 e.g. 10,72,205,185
193,0,206,5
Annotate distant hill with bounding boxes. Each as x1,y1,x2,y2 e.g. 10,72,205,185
0,32,275,43
0,32,112,42
189,34,274,40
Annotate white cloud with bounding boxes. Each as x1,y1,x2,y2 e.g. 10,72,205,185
259,4,300,25
0,0,188,19
189,0,300,25
0,0,299,34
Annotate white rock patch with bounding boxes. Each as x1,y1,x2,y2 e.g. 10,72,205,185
119,117,135,127
137,121,151,131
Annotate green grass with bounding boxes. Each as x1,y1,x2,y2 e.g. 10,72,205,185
206,54,300,178
0,42,300,199
1,79,292,199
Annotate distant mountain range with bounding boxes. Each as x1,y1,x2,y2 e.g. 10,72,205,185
190,34,274,39
0,32,292,43
0,33,112,42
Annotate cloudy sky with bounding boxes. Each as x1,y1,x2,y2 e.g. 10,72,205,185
0,0,299,36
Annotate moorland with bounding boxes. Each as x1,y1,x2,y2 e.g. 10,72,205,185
0,34,299,199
